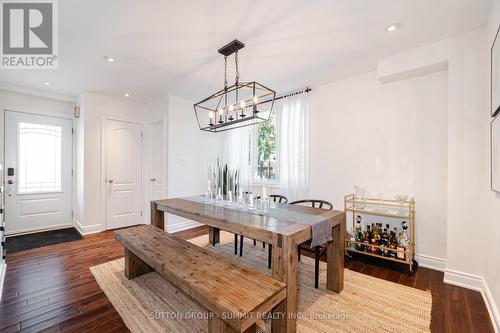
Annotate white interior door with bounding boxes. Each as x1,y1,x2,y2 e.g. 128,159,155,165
150,120,165,200
105,119,142,230
4,111,72,235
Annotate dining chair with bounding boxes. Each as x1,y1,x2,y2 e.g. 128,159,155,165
256,194,289,204
238,194,288,269
290,199,334,288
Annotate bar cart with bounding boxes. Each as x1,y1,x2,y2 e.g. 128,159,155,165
344,193,417,274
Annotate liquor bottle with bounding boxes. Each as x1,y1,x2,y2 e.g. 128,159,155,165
356,224,363,251
397,232,407,260
402,221,410,244
402,221,410,259
363,225,371,252
355,216,363,250
347,231,356,250
389,231,397,258
371,225,379,254
381,228,389,256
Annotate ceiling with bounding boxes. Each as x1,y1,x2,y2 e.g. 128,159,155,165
0,0,492,103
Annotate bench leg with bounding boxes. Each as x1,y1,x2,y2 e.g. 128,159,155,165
208,227,220,246
124,248,153,279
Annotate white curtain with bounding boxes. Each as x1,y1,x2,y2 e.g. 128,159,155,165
276,93,310,201
223,125,257,187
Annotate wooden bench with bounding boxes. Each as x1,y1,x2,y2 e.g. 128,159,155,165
114,225,287,333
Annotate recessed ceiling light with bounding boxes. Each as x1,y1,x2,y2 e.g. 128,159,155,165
43,81,53,86
104,56,116,63
124,93,130,97
386,23,401,32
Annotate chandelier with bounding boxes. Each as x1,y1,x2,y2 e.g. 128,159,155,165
194,40,276,133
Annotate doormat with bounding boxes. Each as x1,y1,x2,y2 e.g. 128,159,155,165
5,227,83,253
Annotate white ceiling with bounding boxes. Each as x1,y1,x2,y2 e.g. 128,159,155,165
0,0,493,103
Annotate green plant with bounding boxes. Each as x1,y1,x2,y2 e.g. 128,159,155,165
258,120,276,178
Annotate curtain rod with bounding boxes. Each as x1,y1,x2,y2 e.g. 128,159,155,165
259,87,311,105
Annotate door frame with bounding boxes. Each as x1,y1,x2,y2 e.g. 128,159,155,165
100,116,144,231
2,108,75,236
145,119,167,223
147,119,167,200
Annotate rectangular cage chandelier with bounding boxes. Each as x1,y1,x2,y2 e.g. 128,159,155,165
194,40,276,133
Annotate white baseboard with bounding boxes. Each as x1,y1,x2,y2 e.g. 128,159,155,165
443,269,483,292
444,269,498,332
166,220,203,233
74,219,103,235
415,254,446,272
482,277,500,333
0,261,6,301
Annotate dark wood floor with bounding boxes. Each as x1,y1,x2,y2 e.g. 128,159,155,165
0,226,494,333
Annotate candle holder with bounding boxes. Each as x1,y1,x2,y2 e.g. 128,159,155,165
247,193,256,210
226,190,234,206
216,187,223,203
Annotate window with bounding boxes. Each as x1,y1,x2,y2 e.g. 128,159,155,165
18,122,62,193
256,115,279,181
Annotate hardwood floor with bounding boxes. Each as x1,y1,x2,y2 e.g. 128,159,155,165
0,225,494,333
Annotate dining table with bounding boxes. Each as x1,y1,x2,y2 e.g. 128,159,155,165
150,197,346,333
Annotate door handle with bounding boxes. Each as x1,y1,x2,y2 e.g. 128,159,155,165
108,179,114,183
150,178,156,182
7,180,13,185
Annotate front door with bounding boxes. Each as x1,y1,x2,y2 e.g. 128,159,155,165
4,111,73,235
105,119,142,229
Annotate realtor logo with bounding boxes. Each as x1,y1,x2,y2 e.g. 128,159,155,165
1,0,58,69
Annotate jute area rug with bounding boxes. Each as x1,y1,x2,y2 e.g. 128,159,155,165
90,231,431,333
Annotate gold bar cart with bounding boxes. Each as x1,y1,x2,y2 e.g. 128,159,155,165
344,194,417,274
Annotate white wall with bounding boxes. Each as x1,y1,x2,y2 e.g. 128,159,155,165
484,0,500,330
309,70,448,265
76,92,222,234
377,29,488,274
164,95,223,232
78,92,147,234
0,90,74,118
376,26,499,331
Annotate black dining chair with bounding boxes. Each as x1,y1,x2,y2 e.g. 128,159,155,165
256,194,289,204
237,194,288,269
290,199,333,288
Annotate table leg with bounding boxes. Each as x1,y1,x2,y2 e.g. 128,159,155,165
150,202,164,230
326,223,345,292
208,227,220,245
271,234,297,333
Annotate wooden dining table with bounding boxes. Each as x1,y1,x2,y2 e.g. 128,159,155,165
150,197,346,333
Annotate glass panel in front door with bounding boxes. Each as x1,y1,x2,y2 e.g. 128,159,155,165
18,122,62,194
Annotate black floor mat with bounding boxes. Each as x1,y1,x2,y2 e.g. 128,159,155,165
5,227,83,254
